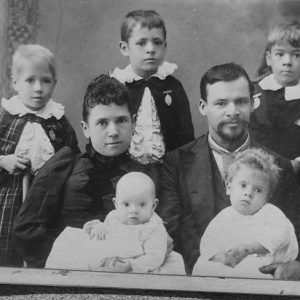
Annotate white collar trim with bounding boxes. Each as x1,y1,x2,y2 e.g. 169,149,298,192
110,61,177,84
259,73,300,101
1,96,65,119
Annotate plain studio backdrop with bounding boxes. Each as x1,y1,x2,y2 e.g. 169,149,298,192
1,0,299,150
1,1,300,298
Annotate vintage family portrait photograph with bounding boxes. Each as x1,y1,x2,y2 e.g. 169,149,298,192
1,0,300,298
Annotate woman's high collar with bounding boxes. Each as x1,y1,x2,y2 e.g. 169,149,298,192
85,143,130,166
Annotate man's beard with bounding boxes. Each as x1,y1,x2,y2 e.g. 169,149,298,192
217,120,248,142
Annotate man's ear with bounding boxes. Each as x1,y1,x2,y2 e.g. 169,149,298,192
119,41,129,57
265,51,271,67
81,120,90,139
199,99,207,116
250,97,255,113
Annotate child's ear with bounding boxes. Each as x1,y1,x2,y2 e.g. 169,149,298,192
11,77,18,91
153,198,159,210
198,99,207,116
112,197,117,208
81,120,90,139
119,41,129,57
225,182,231,196
265,51,271,66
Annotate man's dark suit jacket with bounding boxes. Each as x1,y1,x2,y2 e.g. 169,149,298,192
158,134,300,274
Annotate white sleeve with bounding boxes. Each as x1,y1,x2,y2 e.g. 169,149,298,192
254,204,298,260
200,208,232,260
104,210,118,226
130,224,168,273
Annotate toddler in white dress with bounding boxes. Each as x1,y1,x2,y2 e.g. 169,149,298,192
192,148,298,279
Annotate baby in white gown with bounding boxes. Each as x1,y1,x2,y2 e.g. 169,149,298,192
46,172,184,274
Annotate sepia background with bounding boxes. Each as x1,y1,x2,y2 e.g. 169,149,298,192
0,0,299,150
0,0,300,298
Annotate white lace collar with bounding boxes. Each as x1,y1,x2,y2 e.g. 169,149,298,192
259,73,300,101
1,95,65,119
110,61,177,84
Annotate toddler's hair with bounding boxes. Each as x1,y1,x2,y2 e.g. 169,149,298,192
226,148,281,197
82,74,132,122
256,20,300,79
12,44,56,79
200,62,253,102
121,10,166,42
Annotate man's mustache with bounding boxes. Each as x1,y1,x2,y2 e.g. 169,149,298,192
219,118,246,126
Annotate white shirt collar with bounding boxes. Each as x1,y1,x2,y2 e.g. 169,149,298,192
208,134,250,180
110,61,177,84
1,96,65,119
259,73,300,101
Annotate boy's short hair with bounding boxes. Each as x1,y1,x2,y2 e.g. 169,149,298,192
121,10,166,42
226,148,281,197
267,20,300,51
200,63,253,103
256,20,300,80
12,44,56,79
82,74,133,122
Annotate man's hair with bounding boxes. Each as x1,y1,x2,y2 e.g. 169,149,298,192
120,10,166,42
226,148,281,197
256,20,300,79
200,63,253,102
12,44,56,79
82,74,132,122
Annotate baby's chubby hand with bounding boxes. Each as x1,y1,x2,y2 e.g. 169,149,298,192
210,244,250,268
0,154,31,175
83,219,107,240
225,244,250,267
104,257,132,273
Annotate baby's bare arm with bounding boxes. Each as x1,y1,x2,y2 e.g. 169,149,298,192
210,243,269,268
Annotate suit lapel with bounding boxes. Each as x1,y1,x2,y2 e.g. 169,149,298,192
179,136,217,229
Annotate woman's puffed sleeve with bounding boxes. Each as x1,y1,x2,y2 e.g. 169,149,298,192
13,146,76,267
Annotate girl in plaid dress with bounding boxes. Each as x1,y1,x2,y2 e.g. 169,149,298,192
0,44,79,266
